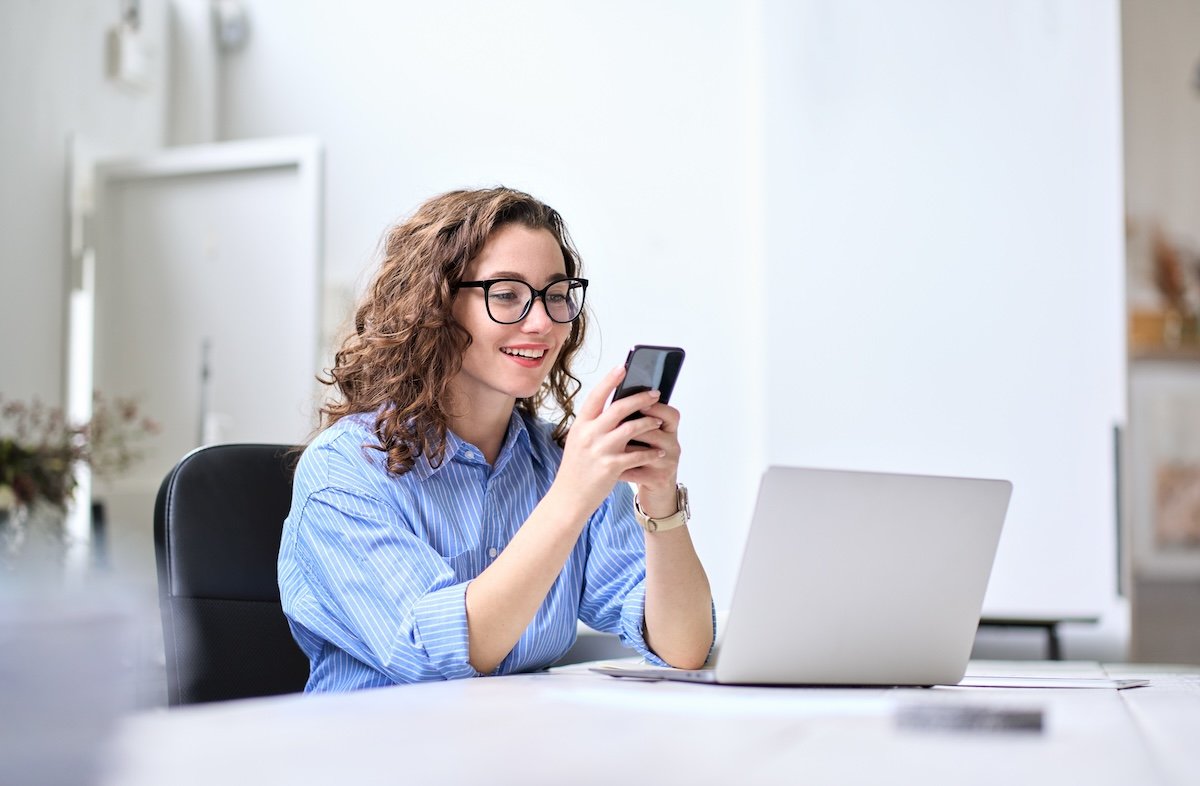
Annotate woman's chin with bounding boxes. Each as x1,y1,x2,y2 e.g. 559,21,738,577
513,385,545,401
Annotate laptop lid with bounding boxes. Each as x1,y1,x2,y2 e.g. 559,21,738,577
713,465,1012,686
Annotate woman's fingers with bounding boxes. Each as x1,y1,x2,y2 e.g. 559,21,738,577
560,373,684,514
615,443,666,473
578,366,627,421
616,405,680,449
563,374,682,496
638,402,680,432
614,413,669,450
579,368,678,431
597,390,662,433
580,436,661,483
622,430,675,455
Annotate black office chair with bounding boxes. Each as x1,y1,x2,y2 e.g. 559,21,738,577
153,443,310,705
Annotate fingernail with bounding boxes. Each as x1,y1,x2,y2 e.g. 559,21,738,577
650,390,661,398
658,450,667,457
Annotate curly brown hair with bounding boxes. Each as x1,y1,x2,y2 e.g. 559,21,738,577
319,187,588,475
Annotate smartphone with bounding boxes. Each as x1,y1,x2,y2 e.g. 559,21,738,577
611,345,685,447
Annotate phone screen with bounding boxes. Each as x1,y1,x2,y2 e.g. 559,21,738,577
612,345,685,403
624,349,670,395
611,345,685,446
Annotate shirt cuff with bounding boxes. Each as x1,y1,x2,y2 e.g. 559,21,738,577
618,581,670,667
407,582,481,680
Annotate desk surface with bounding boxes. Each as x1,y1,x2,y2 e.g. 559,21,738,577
102,660,1200,786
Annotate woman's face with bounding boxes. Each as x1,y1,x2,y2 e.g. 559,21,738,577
450,223,572,415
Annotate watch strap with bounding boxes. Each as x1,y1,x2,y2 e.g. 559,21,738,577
634,483,690,533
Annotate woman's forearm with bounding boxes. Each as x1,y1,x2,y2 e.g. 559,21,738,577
643,526,714,669
463,484,589,674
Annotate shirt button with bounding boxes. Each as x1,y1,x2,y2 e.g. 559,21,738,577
488,547,498,559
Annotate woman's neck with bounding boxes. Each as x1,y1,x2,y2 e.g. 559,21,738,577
447,399,514,466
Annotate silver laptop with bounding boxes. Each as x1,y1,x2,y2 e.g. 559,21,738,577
594,465,1013,686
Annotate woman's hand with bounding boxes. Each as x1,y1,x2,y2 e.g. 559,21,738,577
617,396,681,520
553,365,675,517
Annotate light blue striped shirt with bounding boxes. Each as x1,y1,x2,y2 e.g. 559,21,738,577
278,408,667,691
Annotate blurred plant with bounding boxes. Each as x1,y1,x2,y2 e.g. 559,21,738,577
0,393,159,512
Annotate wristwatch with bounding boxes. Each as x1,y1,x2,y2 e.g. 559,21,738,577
633,483,690,533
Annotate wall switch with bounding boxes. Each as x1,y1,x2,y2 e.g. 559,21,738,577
106,22,149,91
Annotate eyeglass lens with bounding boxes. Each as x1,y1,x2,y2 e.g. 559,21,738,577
487,280,584,324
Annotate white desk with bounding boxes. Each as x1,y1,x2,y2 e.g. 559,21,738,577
102,660,1200,786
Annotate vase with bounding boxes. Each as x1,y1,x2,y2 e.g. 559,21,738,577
0,503,68,575
1,504,29,562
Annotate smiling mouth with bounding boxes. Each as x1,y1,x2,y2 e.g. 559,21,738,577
501,347,548,360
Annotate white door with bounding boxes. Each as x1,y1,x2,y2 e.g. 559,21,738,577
69,137,323,584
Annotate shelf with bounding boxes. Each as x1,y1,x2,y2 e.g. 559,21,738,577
1129,309,1200,361
1130,347,1200,362
1128,348,1200,364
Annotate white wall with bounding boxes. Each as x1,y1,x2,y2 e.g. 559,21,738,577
0,0,170,404
220,1,1126,627
219,0,766,606
1,1,1127,643
762,1,1126,621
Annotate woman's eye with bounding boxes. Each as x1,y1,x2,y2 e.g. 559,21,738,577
489,289,520,302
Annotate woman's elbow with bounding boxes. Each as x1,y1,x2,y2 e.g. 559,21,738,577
657,634,713,670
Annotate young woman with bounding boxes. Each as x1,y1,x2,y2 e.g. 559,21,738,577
278,187,713,691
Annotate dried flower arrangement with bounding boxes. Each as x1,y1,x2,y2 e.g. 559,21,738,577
1152,228,1190,315
0,393,159,512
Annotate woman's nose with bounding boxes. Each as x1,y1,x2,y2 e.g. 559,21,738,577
521,297,553,332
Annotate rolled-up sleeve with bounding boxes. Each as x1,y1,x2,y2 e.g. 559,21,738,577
284,485,480,684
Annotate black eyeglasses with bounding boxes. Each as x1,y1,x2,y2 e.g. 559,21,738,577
453,278,588,324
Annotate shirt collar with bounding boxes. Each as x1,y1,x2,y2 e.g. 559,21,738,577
411,428,465,481
411,409,538,480
494,410,535,475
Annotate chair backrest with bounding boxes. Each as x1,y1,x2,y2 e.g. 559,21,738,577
153,443,310,705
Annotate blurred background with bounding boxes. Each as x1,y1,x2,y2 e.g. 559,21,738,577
1,0,1199,723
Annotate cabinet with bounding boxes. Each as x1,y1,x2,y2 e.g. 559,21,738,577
1127,355,1200,579
1127,351,1200,663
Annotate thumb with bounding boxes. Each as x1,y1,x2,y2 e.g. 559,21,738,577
578,365,626,420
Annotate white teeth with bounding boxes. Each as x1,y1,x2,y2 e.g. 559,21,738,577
501,347,546,359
